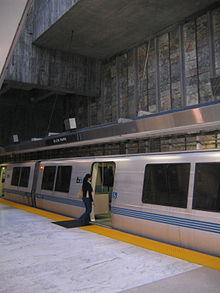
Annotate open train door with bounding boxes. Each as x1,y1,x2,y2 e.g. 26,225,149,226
91,162,115,227
0,165,7,197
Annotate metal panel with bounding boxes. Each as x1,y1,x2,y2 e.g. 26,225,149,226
3,101,220,154
78,102,220,142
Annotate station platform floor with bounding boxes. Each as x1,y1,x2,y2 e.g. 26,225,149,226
0,198,220,293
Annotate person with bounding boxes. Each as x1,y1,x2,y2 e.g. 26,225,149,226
78,173,93,224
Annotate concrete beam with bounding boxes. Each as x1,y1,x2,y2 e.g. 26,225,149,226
34,0,219,59
0,85,10,96
5,80,99,98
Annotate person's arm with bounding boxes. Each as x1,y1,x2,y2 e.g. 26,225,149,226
82,185,86,198
88,184,93,201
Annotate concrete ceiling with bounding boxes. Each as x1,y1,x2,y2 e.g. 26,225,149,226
35,0,218,59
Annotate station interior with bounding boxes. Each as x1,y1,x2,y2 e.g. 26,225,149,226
0,1,220,292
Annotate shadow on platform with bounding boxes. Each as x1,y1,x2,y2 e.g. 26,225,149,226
52,220,91,228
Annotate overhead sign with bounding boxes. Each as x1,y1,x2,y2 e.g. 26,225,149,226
0,0,32,89
45,133,78,146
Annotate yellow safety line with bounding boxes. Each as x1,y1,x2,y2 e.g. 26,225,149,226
80,225,220,271
1,198,220,270
0,198,73,221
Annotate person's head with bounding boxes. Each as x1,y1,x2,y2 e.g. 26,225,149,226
83,173,92,183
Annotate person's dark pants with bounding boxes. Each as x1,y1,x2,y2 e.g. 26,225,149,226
78,198,92,224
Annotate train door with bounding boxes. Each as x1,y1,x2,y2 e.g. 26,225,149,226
0,166,6,197
91,162,115,227
30,161,41,207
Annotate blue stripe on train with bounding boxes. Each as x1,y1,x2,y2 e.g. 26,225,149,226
4,188,32,197
4,188,220,234
35,194,84,208
4,188,84,208
112,206,220,234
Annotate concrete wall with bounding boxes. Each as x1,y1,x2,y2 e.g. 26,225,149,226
33,0,79,40
2,0,101,146
0,90,65,146
5,2,101,96
101,7,220,122
63,94,102,129
2,3,220,147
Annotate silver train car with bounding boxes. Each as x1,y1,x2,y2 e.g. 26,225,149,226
3,149,220,257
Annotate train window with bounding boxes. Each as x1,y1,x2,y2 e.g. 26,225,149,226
41,166,56,190
193,163,220,212
11,167,30,187
11,167,21,186
19,167,30,187
55,166,72,193
142,163,190,208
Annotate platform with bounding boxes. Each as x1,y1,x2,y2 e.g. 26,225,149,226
0,199,220,293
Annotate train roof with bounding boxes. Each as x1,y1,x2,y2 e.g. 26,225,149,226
36,148,220,164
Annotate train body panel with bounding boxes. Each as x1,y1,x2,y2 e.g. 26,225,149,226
111,208,220,256
4,161,38,206
35,159,91,217
3,150,220,256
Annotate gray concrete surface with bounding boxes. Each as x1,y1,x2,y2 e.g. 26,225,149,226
0,203,202,293
35,0,219,58
123,267,220,293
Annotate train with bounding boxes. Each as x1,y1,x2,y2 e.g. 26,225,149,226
2,149,220,257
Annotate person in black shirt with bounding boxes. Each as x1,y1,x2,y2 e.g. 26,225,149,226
78,173,93,224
